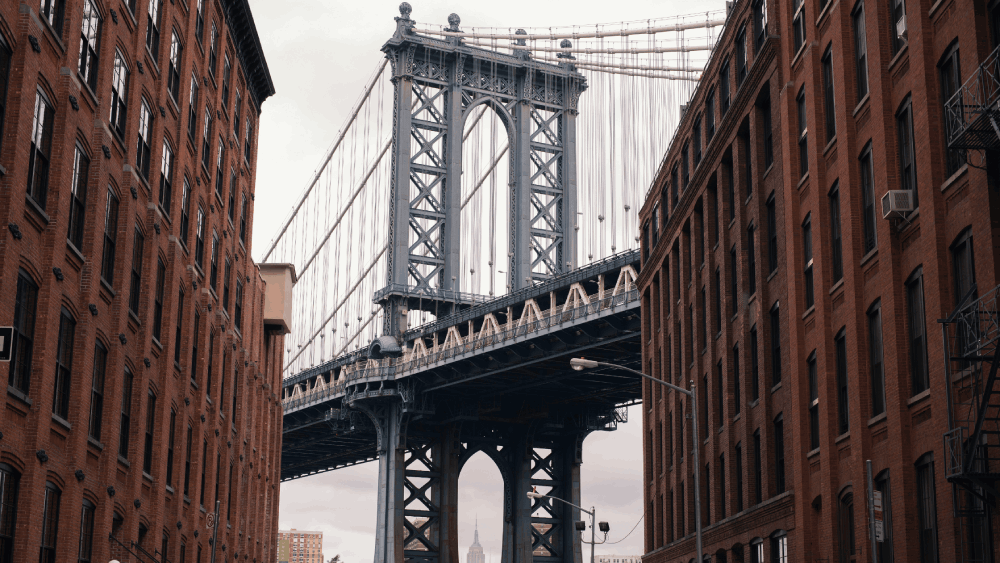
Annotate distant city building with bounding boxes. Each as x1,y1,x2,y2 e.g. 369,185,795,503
467,521,485,563
597,555,641,563
277,529,324,563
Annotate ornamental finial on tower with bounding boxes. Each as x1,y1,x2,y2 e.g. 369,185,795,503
446,13,461,32
399,2,412,19
557,39,576,60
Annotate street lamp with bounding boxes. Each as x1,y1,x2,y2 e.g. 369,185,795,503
569,358,703,563
527,489,608,563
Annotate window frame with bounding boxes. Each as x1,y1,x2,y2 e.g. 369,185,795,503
88,340,108,441
853,1,869,102
9,270,39,395
78,0,101,92
53,307,76,420
868,300,886,416
907,267,929,395
27,88,55,209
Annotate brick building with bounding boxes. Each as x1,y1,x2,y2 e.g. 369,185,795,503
276,529,324,563
0,0,291,562
637,0,1000,560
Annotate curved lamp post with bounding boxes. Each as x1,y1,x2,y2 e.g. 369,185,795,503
569,358,703,563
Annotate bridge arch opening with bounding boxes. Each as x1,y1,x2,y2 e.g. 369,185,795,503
459,101,512,300
459,450,505,563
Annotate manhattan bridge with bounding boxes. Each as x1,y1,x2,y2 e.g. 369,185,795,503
265,5,725,563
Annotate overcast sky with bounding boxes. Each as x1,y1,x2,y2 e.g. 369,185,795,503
246,0,722,561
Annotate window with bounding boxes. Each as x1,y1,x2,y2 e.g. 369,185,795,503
890,0,906,55
939,43,965,175
874,470,894,563
210,233,219,290
153,258,165,341
168,31,182,101
137,99,153,180
202,106,213,171
0,463,20,563
726,159,735,221
808,352,819,450
146,0,161,62
682,142,689,186
742,133,753,199
174,289,185,364
89,341,107,441
166,408,176,487
239,195,248,244
39,482,60,563
829,182,844,282
161,532,169,563
835,328,850,434
747,224,757,295
750,325,760,400
191,310,200,387
868,301,886,416
797,87,808,177
245,118,254,162
860,143,877,254
752,429,762,504
234,91,242,138
195,208,206,268
222,55,231,109
733,343,741,415
693,117,702,166
766,196,777,273
184,424,193,496
228,169,237,223
671,166,680,209
118,367,133,459
907,268,929,395
771,532,788,563
718,454,726,519
762,98,773,167
160,139,174,213
195,0,205,43
110,51,130,138
706,90,715,141
199,439,208,506
143,389,156,474
803,214,814,308
180,177,191,246
188,74,199,141
234,280,244,331
216,136,226,193
772,414,786,495
129,227,144,315
753,0,768,49
100,189,120,284
53,308,76,420
736,26,747,87
793,0,806,52
78,0,101,91
0,37,11,153
223,258,232,312
79,499,95,563
853,2,869,102
952,228,977,369
730,246,738,315
27,90,55,209
713,268,722,334
209,23,218,76
823,47,836,142
716,360,725,428
897,97,917,207
9,270,38,394
839,492,856,563
720,61,731,116
66,146,91,250
40,0,66,35
916,453,938,563
769,304,781,386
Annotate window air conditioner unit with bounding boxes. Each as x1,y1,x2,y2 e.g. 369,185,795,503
881,190,914,219
896,15,907,40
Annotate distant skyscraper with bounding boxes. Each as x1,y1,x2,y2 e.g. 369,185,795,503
467,520,485,563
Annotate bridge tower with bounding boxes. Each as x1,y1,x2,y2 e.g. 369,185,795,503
376,2,586,337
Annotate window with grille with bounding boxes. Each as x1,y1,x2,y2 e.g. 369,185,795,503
110,51,130,138
146,0,161,62
137,99,153,180
79,0,101,91
40,0,66,35
27,89,55,208
67,146,90,250
168,31,182,101
160,139,174,214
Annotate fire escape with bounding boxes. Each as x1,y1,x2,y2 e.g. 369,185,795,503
942,284,1000,563
944,43,1000,151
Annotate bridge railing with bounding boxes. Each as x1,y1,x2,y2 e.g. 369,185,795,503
281,288,640,411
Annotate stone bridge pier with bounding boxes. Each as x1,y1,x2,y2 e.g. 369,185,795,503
352,396,592,563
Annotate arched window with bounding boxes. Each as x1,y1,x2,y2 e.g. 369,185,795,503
749,537,764,563
78,498,96,563
769,530,787,563
838,491,855,563
0,463,20,563
39,482,61,563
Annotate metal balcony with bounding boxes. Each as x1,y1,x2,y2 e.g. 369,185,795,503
944,44,1000,150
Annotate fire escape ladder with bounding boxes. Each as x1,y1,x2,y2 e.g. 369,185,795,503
944,43,1000,150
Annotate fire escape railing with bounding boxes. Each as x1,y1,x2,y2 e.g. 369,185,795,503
944,44,1000,150
941,284,1000,563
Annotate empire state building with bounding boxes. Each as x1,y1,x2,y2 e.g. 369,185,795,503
467,521,485,563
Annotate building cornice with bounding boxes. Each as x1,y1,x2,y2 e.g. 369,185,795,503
222,0,276,112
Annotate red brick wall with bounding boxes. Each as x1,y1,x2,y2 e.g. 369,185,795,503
637,0,1000,560
0,0,283,562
